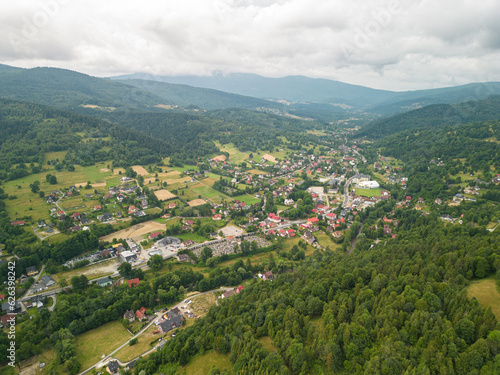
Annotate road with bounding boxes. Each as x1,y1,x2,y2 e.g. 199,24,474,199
78,286,234,375
342,165,358,207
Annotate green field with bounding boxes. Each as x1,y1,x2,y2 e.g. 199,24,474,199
468,278,500,320
75,320,131,369
114,325,159,362
314,231,340,250
233,194,261,205
180,351,232,375
353,187,383,197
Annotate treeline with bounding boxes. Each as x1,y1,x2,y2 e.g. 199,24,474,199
134,215,500,374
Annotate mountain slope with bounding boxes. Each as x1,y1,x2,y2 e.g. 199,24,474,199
0,67,168,110
116,79,283,110
356,95,500,139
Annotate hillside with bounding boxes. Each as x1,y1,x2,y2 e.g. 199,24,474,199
356,95,500,139
0,67,168,110
116,78,284,110
0,98,172,181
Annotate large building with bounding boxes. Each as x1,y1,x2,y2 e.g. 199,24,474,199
120,251,137,263
358,180,380,189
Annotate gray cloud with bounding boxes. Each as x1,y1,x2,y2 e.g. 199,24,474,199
0,0,499,90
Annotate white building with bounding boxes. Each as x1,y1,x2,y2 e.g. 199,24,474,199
358,180,380,189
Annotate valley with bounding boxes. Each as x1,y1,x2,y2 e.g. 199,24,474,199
0,65,499,375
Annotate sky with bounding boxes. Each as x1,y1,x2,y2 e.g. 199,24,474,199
1,0,499,91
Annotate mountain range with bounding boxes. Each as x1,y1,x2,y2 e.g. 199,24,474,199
112,71,500,115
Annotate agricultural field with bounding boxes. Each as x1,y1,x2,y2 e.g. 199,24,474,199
114,325,159,363
75,321,131,369
467,278,500,320
180,352,232,375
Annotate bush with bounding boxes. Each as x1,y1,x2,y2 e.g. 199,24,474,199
129,338,138,346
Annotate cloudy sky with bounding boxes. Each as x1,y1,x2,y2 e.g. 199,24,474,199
1,0,499,90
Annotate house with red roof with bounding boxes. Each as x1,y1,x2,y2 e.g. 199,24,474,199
128,205,137,214
11,220,25,226
237,285,245,293
127,278,140,287
149,231,162,239
135,307,147,321
307,217,319,224
287,229,296,237
212,214,222,221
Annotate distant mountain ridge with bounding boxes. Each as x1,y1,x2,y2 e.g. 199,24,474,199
111,72,500,115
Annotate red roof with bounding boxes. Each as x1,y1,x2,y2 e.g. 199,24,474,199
307,217,319,223
136,310,146,320
149,231,162,239
127,278,140,287
237,285,245,293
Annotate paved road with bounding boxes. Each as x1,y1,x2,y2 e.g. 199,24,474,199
78,286,234,375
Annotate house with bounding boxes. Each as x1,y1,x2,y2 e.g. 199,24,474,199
40,275,56,287
177,254,194,263
333,231,343,238
0,314,15,327
220,290,235,299
148,231,162,240
435,198,443,205
307,217,319,224
259,271,274,281
127,278,140,287
181,239,195,249
124,310,135,323
237,285,245,293
95,277,112,287
11,220,25,226
26,266,38,276
158,309,184,334
383,225,392,235
136,307,147,321
80,218,91,225
212,214,222,221
37,220,47,228
168,202,176,209
1,302,21,314
98,212,113,222
107,360,119,374
93,205,101,211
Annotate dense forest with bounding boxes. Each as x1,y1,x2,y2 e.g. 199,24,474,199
357,96,500,139
133,212,500,374
0,98,172,180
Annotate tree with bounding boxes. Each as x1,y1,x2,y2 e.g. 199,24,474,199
200,247,213,263
148,255,163,271
30,181,40,193
118,262,132,278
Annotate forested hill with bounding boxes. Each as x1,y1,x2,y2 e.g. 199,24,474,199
90,108,320,163
116,79,284,110
356,96,500,139
134,209,500,374
0,67,166,110
0,98,172,181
